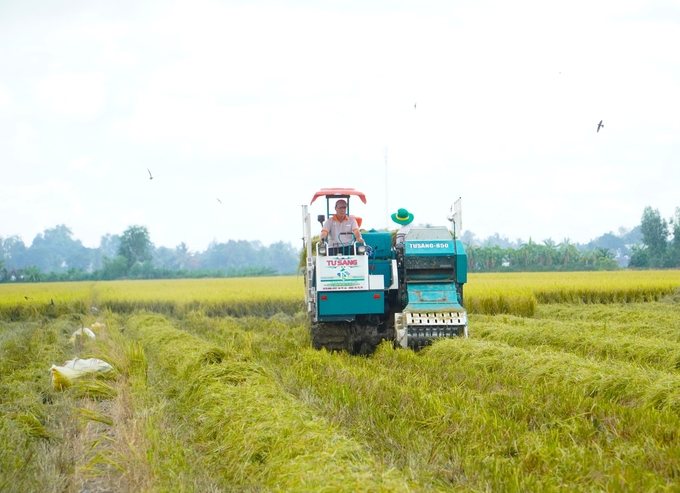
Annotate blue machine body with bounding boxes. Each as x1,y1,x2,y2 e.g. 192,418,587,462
306,188,467,352
405,283,462,311
317,290,385,317
314,227,468,332
315,230,393,321
402,229,467,313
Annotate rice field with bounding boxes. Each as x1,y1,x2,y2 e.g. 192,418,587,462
2,271,680,491
3,270,678,319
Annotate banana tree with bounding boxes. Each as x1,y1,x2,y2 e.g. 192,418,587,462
20,266,44,283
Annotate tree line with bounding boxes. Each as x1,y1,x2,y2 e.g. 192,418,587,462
462,205,680,272
1,205,677,282
0,225,300,282
464,238,621,272
628,206,680,268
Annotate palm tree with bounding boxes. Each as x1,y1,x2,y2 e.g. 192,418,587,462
595,247,615,261
477,246,491,270
466,244,479,271
491,245,507,269
519,238,539,267
173,242,192,270
581,250,597,266
507,247,523,268
541,240,558,266
558,238,580,265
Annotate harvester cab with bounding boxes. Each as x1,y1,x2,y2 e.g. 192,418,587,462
302,188,467,353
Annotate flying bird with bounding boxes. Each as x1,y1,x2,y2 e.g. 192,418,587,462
597,120,604,133
414,103,417,109
24,296,32,300
147,168,154,180
216,198,222,204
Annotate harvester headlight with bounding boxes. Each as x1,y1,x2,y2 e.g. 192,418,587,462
356,244,366,255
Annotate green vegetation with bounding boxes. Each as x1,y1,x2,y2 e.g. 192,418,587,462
0,225,300,282
3,273,680,491
117,225,153,269
629,206,680,268
465,238,620,272
3,203,680,283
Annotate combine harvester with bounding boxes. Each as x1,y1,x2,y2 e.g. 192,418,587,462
302,188,468,353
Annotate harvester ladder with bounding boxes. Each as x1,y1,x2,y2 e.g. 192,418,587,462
306,256,315,312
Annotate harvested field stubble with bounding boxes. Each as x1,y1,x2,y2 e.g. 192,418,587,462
474,303,680,370
0,316,153,492
173,303,680,491
277,339,680,491
127,313,412,492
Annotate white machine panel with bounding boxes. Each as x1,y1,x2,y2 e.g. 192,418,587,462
316,255,369,291
369,274,385,290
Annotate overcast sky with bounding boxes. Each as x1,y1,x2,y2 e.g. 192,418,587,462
2,0,679,252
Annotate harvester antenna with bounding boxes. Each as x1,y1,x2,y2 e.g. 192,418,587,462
384,147,388,229
449,197,462,240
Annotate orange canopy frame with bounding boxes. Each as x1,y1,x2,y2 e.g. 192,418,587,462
310,188,367,205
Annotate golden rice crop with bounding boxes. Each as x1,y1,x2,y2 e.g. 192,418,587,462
0,282,91,320
94,276,302,304
0,277,306,320
462,270,680,315
2,271,680,322
95,277,306,317
0,281,95,305
468,270,680,304
464,291,537,317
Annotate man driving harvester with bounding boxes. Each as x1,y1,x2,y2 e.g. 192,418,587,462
319,199,364,255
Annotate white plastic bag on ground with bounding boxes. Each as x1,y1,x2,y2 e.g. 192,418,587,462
69,327,96,343
51,357,113,390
